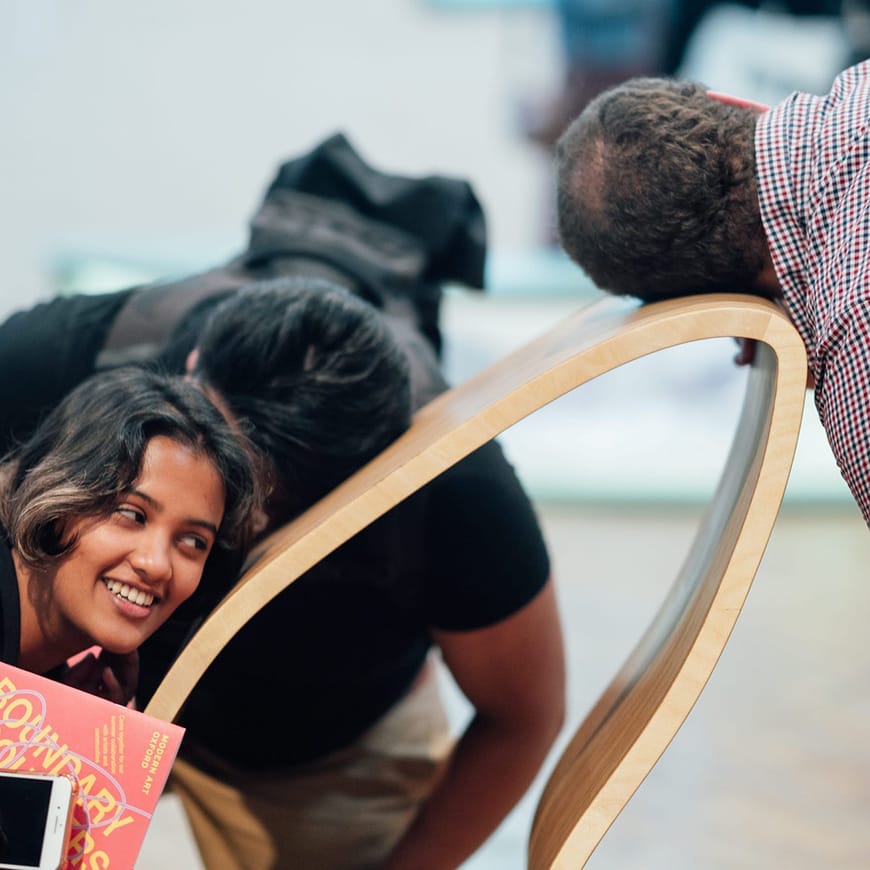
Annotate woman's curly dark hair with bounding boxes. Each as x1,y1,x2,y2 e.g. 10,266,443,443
0,367,262,569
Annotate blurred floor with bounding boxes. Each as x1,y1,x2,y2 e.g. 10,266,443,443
458,501,870,869
138,793,203,868
140,500,870,868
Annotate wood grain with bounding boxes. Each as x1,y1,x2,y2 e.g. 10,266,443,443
143,293,807,867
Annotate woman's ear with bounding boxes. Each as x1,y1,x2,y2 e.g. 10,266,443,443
185,348,200,374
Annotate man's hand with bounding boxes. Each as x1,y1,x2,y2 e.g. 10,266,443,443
734,337,814,388
734,337,757,367
59,650,139,705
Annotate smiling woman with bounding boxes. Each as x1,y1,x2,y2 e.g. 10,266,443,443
0,367,260,698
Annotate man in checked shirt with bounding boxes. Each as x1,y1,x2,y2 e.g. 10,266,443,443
555,61,870,527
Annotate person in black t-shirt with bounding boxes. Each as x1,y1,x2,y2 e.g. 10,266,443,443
0,278,564,869
146,280,564,870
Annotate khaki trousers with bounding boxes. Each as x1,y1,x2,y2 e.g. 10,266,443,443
168,663,453,870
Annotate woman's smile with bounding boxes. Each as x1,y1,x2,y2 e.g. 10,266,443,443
101,576,159,612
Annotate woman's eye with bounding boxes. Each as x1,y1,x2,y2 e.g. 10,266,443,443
115,506,145,524
180,533,210,552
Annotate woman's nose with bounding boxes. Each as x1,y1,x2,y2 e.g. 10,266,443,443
129,531,172,583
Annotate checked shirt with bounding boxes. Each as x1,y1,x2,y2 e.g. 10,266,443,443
756,61,870,525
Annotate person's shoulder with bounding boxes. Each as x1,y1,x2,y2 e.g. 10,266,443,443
420,440,551,630
423,439,546,547
806,59,870,127
834,59,870,92
427,439,521,493
2,287,133,328
0,288,134,368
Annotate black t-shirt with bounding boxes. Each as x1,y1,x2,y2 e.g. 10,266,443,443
0,290,134,456
139,308,551,766
135,438,550,767
0,289,551,767
0,533,21,665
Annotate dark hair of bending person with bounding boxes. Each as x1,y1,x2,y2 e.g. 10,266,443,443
189,278,412,523
555,77,771,301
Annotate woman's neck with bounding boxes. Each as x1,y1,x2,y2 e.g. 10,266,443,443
12,550,78,674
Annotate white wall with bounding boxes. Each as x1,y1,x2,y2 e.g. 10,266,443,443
0,0,560,317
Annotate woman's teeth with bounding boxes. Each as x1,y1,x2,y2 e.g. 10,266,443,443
103,579,155,607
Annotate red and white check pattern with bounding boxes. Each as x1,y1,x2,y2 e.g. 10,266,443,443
756,61,870,525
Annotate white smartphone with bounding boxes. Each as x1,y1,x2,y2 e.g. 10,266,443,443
0,771,75,870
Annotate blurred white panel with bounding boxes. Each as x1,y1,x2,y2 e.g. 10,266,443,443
442,285,853,506
0,0,560,317
680,3,849,101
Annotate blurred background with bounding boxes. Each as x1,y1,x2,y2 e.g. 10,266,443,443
3,1,870,867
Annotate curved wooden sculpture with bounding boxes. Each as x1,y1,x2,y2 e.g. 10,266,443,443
144,292,807,867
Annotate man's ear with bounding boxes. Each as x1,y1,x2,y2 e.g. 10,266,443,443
185,348,200,374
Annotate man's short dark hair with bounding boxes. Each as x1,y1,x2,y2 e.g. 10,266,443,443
556,77,767,301
192,278,412,521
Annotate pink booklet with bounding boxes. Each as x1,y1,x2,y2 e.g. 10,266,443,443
0,661,184,868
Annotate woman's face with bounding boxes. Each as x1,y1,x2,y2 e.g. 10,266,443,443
45,435,226,656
